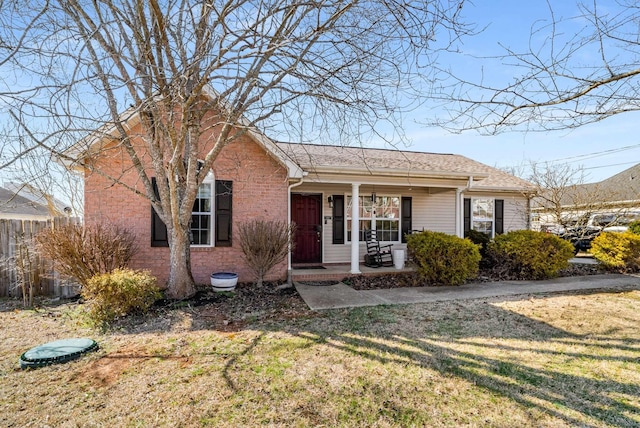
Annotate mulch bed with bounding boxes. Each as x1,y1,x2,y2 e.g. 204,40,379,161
344,262,607,291
143,281,316,331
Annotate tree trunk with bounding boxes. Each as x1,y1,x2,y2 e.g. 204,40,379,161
166,226,196,300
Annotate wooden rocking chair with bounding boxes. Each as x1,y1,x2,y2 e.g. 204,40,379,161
364,230,394,267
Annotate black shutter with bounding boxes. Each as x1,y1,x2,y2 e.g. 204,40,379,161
151,177,169,247
401,197,412,243
215,180,233,247
463,198,471,237
495,199,504,235
332,195,344,244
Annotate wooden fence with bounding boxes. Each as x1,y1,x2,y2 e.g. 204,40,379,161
0,217,79,298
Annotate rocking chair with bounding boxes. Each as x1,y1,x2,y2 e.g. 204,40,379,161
364,230,394,267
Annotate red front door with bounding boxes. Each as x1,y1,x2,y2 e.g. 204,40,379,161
291,193,322,264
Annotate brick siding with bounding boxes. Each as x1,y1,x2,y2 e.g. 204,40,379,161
84,120,289,286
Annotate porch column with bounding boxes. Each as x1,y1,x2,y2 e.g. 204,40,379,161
455,188,463,238
350,182,361,274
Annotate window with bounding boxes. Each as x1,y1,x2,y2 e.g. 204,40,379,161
472,198,494,236
464,198,503,237
346,195,400,242
151,172,232,248
191,181,213,245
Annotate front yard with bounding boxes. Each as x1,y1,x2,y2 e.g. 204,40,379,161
1,287,639,427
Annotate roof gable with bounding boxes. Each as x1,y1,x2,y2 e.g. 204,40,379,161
64,85,303,179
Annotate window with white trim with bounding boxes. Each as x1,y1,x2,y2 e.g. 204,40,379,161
346,195,400,242
191,172,214,246
471,198,494,237
151,168,232,247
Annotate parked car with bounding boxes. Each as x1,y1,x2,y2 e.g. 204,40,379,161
544,211,640,254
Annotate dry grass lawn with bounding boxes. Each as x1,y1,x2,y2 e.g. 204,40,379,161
1,287,639,427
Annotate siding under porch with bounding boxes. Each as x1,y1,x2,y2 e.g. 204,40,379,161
291,183,528,266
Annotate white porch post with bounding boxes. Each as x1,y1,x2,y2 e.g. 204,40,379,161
455,188,463,238
350,182,361,274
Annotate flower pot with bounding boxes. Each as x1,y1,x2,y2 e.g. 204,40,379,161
210,272,238,292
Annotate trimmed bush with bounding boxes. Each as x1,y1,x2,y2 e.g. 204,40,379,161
83,269,160,326
591,231,640,271
627,220,640,235
406,231,481,286
485,230,574,280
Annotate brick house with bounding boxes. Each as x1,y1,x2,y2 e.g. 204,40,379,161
76,108,531,286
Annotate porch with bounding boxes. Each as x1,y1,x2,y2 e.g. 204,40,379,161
291,263,415,282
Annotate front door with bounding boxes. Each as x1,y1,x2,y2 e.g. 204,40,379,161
291,193,322,264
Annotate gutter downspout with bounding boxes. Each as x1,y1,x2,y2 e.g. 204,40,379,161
527,194,532,230
456,176,473,237
287,174,306,284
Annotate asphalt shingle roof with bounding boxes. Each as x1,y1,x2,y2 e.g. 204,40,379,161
0,186,51,217
558,163,640,205
275,142,531,190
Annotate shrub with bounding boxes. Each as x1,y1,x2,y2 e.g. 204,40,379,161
35,222,137,287
627,220,640,235
465,229,491,263
485,230,574,280
591,231,640,271
238,220,296,286
406,231,481,286
83,269,160,326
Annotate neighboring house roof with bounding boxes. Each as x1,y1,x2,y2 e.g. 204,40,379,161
558,163,640,206
0,186,52,219
591,163,640,202
2,182,71,216
276,142,532,191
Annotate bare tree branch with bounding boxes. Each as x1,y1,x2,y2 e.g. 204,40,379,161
0,0,471,298
430,1,640,133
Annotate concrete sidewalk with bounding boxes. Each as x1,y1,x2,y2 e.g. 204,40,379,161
294,274,640,310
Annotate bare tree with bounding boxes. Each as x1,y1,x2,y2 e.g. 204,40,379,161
0,122,82,217
0,234,37,308
431,1,640,133
0,0,470,299
524,161,640,254
528,162,609,228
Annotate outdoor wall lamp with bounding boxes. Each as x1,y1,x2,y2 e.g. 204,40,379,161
327,195,333,208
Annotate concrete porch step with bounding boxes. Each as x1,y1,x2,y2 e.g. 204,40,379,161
292,264,414,282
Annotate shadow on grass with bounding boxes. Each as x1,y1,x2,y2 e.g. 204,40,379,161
20,286,638,426
263,296,640,427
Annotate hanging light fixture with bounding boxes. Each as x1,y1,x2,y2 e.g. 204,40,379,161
371,185,377,203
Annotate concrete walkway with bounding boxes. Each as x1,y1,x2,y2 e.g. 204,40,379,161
294,274,640,310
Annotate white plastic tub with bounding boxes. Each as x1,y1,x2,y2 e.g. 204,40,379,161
393,249,405,269
210,272,238,292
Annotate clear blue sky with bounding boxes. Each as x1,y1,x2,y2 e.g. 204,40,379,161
3,0,637,187
396,0,640,183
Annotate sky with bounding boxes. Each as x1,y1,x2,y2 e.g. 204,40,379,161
390,0,640,183
2,0,638,188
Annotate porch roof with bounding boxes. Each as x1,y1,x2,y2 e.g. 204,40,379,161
276,142,532,191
